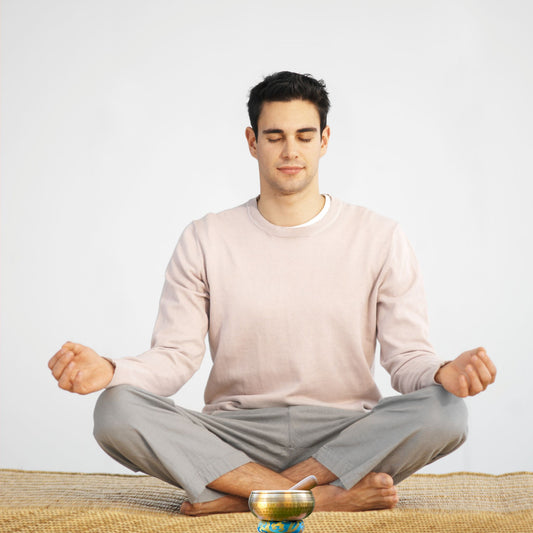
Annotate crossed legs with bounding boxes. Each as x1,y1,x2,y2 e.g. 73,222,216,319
179,459,398,515
93,385,467,514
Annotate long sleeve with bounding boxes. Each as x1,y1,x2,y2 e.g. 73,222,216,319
108,222,209,396
376,225,445,393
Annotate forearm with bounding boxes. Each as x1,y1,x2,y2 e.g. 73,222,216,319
107,346,203,396
384,350,447,393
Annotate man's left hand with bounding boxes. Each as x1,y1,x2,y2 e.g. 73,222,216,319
435,347,496,398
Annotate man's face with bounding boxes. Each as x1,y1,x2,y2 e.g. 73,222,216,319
246,99,330,198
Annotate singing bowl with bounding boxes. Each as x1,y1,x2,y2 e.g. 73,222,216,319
248,490,315,521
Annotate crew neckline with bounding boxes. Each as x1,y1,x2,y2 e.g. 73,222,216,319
246,195,340,238
291,194,331,227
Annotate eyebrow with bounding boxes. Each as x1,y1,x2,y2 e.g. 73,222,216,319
262,127,318,134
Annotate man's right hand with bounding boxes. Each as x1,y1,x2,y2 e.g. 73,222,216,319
48,342,114,395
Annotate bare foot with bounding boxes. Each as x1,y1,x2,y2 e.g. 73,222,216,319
314,472,399,511
180,495,248,516
181,471,398,515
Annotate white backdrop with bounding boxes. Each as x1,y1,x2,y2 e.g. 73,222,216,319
1,1,532,476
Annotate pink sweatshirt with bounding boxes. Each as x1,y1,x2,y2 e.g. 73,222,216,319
109,197,445,413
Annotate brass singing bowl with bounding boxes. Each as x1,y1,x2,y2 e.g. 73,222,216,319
248,490,315,521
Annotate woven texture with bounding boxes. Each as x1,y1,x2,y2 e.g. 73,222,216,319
1,469,532,532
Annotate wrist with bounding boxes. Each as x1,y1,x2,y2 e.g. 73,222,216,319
102,356,116,373
434,361,451,384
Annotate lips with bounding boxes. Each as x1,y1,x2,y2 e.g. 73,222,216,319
277,166,304,175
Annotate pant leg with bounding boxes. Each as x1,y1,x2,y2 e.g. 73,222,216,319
312,385,468,488
93,385,252,502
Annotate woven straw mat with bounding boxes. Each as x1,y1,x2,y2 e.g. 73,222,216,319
1,469,532,532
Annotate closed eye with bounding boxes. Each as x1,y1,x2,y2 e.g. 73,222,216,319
265,136,314,143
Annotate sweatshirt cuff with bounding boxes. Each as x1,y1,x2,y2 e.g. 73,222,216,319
432,360,452,386
413,359,449,389
105,357,124,388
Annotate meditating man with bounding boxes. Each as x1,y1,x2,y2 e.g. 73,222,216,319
48,71,497,515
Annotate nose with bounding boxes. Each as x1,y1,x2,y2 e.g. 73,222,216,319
281,137,299,159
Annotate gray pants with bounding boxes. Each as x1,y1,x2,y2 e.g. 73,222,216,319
93,384,467,503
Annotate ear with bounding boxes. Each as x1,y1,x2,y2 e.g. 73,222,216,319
320,126,331,157
245,127,258,159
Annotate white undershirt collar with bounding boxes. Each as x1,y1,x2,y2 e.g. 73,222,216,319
291,194,331,228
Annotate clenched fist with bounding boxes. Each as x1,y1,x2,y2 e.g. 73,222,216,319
435,347,496,398
48,342,114,395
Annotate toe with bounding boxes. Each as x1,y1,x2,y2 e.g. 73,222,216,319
373,472,394,488
180,502,192,515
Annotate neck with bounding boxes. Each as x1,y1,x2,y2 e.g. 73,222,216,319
257,189,325,227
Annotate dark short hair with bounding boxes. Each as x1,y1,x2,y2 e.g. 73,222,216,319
247,71,330,137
